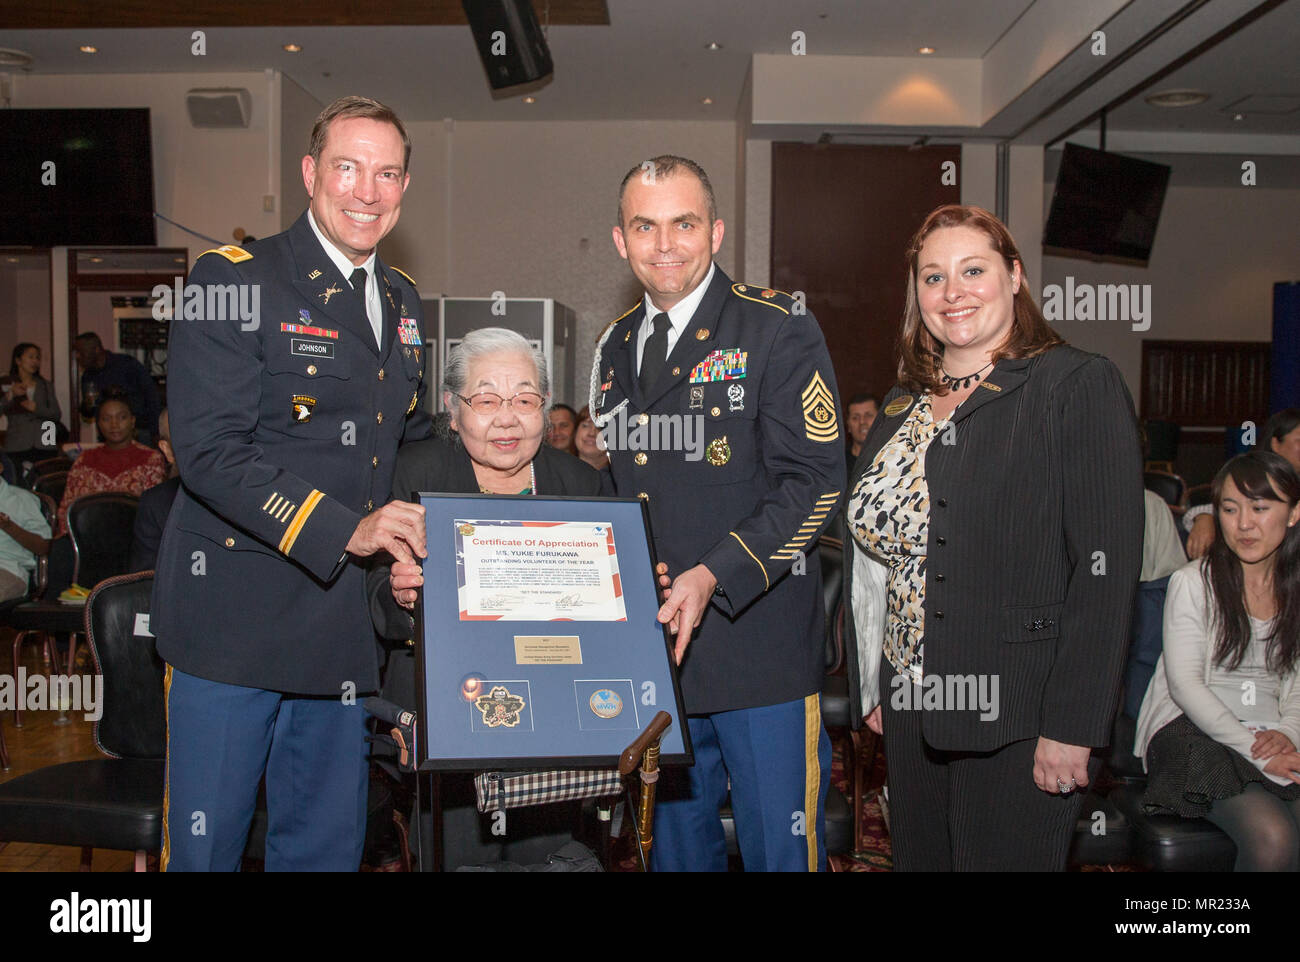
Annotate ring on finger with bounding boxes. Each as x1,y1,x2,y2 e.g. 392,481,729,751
1056,777,1076,793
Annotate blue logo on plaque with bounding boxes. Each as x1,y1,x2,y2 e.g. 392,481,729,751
589,689,623,718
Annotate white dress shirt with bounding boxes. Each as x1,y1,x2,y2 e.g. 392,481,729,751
307,210,382,348
635,262,716,375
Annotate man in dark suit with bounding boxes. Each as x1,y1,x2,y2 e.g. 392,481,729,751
153,96,431,871
74,332,162,445
593,155,844,871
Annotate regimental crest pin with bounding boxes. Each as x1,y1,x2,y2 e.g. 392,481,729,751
695,328,709,340
475,686,526,729
728,382,745,412
291,394,316,423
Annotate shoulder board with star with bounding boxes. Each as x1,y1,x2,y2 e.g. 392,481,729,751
199,245,253,264
731,283,799,315
389,266,418,288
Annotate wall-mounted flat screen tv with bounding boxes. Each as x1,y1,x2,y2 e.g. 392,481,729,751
0,108,156,247
1043,142,1170,267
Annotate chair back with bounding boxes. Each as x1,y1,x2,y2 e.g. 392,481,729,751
1186,483,1213,508
67,492,139,589
817,534,845,673
1144,470,1186,509
83,571,163,759
32,470,68,505
23,456,70,486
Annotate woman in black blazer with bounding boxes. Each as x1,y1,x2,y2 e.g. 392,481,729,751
843,205,1143,870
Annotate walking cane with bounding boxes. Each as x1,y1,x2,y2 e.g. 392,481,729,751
618,710,673,870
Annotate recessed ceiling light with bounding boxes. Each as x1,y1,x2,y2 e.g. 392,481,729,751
701,97,713,105
705,42,722,51
523,96,536,104
282,43,301,53
1145,89,1210,108
918,46,935,55
5,257,18,264
1233,113,1245,121
0,48,34,67
79,44,97,54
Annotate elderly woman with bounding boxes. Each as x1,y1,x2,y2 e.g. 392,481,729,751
843,204,1143,870
369,327,599,706
366,327,599,868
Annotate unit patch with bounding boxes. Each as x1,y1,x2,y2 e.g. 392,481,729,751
292,395,317,423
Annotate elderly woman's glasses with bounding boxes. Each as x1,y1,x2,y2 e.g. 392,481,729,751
455,391,545,416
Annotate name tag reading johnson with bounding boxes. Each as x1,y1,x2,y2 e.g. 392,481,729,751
455,520,628,622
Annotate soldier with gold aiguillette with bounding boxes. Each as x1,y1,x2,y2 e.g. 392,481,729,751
593,155,845,871
153,97,431,871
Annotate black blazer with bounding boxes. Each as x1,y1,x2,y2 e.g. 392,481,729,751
130,475,181,572
367,435,601,708
842,346,1143,752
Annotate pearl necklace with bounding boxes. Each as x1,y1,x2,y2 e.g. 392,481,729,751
479,461,536,495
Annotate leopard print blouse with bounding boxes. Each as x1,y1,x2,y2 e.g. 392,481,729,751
847,395,948,682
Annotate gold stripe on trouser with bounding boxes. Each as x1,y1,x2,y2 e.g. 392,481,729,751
804,693,821,872
161,664,173,872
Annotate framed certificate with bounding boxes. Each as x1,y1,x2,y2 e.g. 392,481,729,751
413,494,692,771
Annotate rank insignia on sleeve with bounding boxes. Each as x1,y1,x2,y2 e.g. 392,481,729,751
475,686,526,729
399,317,420,345
292,395,317,423
802,372,839,443
689,348,748,384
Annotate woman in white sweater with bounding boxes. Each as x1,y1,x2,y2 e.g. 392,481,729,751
1136,451,1300,871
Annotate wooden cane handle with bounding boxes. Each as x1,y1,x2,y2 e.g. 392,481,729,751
619,711,672,775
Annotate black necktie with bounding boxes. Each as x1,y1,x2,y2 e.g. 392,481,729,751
350,267,368,314
639,312,671,394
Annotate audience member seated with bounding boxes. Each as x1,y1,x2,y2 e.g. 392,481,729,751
0,474,52,601
1185,408,1300,559
73,331,162,446
130,408,180,571
1142,487,1187,581
3,342,63,467
1135,452,1300,871
56,397,166,536
546,402,578,455
573,405,609,472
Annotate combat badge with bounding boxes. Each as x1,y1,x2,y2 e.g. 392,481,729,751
884,395,914,417
728,382,745,412
688,385,704,410
292,395,316,423
475,686,526,729
802,372,838,443
706,436,731,466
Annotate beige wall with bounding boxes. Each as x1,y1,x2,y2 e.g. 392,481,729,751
387,120,737,405
280,76,324,232
1042,184,1300,402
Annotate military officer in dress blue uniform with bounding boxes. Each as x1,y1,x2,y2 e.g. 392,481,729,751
594,155,844,871
154,97,432,871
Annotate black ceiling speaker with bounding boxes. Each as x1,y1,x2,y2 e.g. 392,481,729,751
462,0,554,90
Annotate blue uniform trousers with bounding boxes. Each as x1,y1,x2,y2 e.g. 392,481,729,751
162,666,369,872
650,694,830,872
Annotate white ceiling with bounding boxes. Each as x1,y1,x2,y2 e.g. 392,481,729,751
0,0,1295,137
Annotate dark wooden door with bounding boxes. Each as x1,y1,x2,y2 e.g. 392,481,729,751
770,143,960,401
